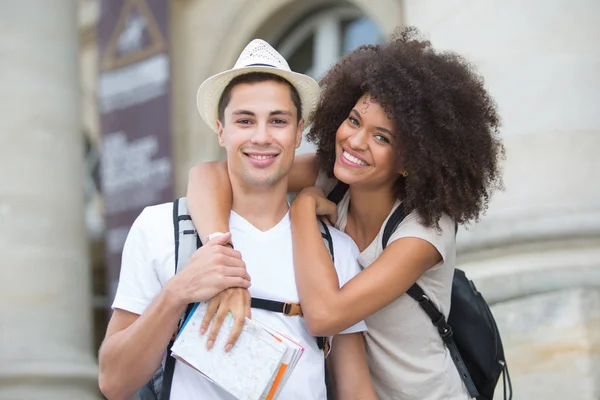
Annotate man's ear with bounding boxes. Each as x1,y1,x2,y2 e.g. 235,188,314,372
216,120,225,147
295,118,305,149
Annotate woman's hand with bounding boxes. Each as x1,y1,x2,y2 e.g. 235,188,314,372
200,287,252,352
293,186,338,226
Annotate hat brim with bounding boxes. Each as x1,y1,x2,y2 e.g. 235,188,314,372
196,66,321,133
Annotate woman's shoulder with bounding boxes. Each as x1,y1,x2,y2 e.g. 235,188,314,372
387,206,456,263
391,206,455,237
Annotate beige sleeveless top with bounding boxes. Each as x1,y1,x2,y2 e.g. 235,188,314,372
317,174,470,400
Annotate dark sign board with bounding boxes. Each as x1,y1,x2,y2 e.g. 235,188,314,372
97,0,173,300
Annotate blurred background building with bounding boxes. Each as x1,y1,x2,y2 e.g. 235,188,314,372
1,0,598,399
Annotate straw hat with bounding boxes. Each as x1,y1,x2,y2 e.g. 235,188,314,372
196,39,321,133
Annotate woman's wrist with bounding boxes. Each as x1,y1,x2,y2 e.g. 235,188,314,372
291,193,317,216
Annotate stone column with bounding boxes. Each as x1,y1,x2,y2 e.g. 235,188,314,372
403,1,600,399
0,1,99,399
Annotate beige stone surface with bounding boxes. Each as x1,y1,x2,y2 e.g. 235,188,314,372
401,1,600,398
402,0,600,253
0,0,99,398
491,288,600,399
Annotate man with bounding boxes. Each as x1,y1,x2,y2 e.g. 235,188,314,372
98,39,375,399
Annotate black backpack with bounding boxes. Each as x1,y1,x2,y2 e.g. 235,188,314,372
328,183,513,400
139,197,335,400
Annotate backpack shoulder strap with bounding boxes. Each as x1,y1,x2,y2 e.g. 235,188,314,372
161,198,199,400
381,204,478,395
327,182,349,204
173,197,199,274
381,203,406,250
406,283,479,397
318,219,334,262
317,219,334,354
388,209,477,398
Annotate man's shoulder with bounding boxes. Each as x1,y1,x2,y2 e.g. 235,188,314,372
324,226,361,285
136,200,174,221
327,225,354,246
326,226,359,262
130,201,176,238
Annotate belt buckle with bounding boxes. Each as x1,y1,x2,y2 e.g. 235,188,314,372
282,302,303,316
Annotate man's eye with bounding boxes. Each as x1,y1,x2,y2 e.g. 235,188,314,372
237,119,252,124
272,119,287,124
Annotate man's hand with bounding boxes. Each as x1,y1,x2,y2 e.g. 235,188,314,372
200,288,251,352
169,233,250,305
293,186,338,226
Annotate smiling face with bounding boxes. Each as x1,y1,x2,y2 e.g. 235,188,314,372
333,94,402,190
217,80,304,190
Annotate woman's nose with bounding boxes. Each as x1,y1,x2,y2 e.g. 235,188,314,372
347,129,368,150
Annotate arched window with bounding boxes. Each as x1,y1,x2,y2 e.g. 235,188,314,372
274,7,384,154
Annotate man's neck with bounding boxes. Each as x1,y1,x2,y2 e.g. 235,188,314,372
230,177,290,232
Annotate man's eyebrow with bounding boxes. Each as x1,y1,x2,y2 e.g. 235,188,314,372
231,110,256,116
351,109,393,135
269,110,293,117
231,110,293,117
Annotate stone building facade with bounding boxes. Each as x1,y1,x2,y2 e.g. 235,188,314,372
1,0,598,399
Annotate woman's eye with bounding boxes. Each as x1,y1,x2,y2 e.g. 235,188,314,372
375,134,391,144
348,116,359,126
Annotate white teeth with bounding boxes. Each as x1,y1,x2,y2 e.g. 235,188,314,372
248,154,275,160
343,151,367,166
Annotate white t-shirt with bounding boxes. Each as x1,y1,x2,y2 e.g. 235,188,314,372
317,174,470,400
112,202,367,400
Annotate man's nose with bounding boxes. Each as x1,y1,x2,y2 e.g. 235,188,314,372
250,122,273,145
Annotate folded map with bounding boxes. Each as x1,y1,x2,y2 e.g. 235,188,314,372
170,302,304,400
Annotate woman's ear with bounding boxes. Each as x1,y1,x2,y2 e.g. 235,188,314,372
395,159,407,177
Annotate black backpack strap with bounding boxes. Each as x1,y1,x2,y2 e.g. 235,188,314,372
319,219,334,263
173,198,180,274
326,182,349,204
251,297,328,354
381,204,406,249
317,219,334,355
160,303,194,400
251,298,303,316
406,285,479,398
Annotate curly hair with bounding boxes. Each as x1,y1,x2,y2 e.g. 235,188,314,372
307,26,505,228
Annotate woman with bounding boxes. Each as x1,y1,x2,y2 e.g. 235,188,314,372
188,27,504,399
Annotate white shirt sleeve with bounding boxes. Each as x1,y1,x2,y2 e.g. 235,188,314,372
111,207,163,315
330,229,368,334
